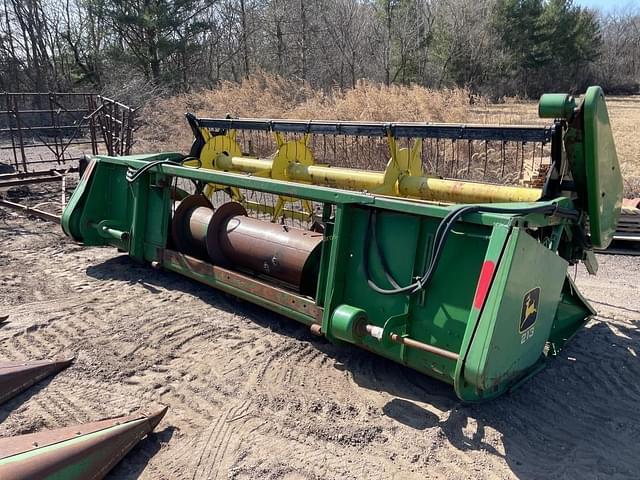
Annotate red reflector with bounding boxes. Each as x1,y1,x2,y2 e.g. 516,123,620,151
473,260,496,310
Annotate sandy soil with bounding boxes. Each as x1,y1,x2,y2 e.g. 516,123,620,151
0,209,638,480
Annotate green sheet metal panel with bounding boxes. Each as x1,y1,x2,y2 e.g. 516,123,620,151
143,171,173,260
454,223,511,401
325,207,417,364
405,219,491,383
61,158,96,241
78,162,132,248
547,275,595,352
463,228,567,398
326,206,492,383
582,86,623,249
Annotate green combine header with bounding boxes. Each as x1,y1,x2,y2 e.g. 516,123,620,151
62,86,622,401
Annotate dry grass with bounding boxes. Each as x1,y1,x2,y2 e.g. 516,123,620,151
604,97,640,197
137,73,640,196
470,95,640,197
137,73,475,153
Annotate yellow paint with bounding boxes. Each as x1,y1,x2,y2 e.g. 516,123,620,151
524,295,537,320
244,200,312,222
267,133,315,221
287,163,385,191
201,129,242,169
193,127,541,205
398,176,542,203
186,129,245,201
218,156,272,176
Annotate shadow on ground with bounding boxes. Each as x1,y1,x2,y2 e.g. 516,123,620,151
0,377,55,427
107,427,176,480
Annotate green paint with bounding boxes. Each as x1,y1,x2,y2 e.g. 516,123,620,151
330,305,367,343
538,93,576,119
462,227,568,400
61,88,619,400
0,419,144,466
582,86,623,249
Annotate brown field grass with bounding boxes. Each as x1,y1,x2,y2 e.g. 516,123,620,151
137,73,475,152
137,73,639,196
608,97,640,196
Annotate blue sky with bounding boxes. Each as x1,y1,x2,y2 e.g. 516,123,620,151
574,0,639,12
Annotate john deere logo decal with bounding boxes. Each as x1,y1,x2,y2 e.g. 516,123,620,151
520,287,540,333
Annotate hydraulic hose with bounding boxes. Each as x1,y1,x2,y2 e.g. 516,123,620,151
365,202,578,296
126,156,199,183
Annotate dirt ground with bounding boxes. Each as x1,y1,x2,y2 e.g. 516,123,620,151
0,210,638,479
0,93,638,479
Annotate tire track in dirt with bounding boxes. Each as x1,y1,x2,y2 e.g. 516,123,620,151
201,400,253,480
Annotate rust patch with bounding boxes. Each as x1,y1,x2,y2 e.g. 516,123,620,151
0,357,74,405
162,249,323,322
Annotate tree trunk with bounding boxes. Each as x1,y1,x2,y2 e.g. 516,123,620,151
385,0,392,86
300,0,307,80
240,0,250,78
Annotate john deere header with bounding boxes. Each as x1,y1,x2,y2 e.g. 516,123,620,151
62,86,622,401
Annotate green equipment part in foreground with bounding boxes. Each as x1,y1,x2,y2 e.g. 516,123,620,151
0,407,167,480
61,87,621,401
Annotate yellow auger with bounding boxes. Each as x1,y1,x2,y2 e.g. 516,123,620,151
186,117,542,217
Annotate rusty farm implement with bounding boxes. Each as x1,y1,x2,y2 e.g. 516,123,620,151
61,86,622,401
0,356,168,479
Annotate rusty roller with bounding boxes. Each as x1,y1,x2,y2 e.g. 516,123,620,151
171,195,215,258
173,196,323,296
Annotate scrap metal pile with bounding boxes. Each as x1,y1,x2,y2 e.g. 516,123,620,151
0,93,135,222
61,86,622,402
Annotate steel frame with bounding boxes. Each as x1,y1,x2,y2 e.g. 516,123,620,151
0,92,135,222
193,117,558,142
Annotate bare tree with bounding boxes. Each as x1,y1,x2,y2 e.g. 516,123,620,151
0,0,635,98
596,7,640,93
